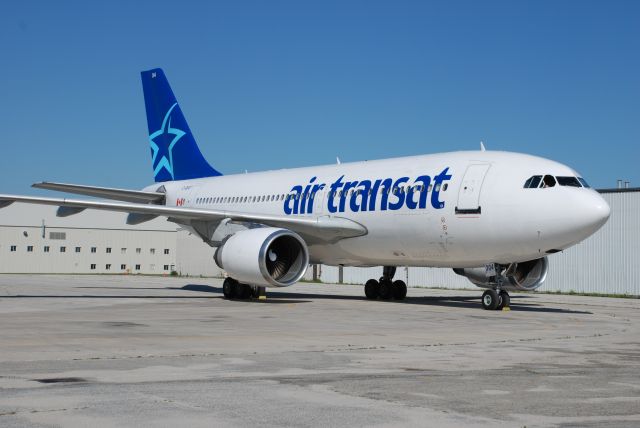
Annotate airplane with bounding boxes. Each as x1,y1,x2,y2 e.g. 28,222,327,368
0,68,611,310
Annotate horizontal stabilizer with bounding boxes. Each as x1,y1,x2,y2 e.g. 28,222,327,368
32,182,165,204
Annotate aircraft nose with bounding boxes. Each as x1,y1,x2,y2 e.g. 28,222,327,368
581,192,610,232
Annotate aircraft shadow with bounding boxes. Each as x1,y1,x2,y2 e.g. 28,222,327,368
175,284,592,314
2,294,222,299
4,286,222,299
1,284,591,314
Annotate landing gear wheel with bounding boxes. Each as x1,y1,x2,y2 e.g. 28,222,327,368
481,289,500,310
251,286,261,299
237,284,252,300
223,278,237,299
497,290,510,309
379,278,393,300
392,280,407,300
364,279,380,299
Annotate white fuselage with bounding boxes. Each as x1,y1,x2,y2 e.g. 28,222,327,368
151,151,610,268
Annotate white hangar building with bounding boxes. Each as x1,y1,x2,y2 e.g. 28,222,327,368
0,204,221,277
0,188,638,296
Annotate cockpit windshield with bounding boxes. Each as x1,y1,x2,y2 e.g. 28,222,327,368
523,175,542,188
542,175,556,188
524,175,588,189
556,176,582,187
578,177,590,188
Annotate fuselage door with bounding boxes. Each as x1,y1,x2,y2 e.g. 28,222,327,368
455,164,491,214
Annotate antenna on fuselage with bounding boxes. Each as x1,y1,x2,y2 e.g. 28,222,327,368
336,157,341,164
480,141,486,151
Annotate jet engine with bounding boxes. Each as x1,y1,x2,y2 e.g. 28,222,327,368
453,257,549,291
214,227,309,287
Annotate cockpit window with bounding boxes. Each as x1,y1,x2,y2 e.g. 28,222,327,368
525,174,587,189
541,175,556,188
578,177,590,188
556,176,582,187
524,175,542,188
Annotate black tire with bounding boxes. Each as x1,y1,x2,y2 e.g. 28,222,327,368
364,279,380,299
498,290,510,309
251,286,261,299
482,289,500,310
237,284,252,299
392,280,407,300
223,278,237,299
379,278,393,300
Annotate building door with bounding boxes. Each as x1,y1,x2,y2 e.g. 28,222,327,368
456,164,491,214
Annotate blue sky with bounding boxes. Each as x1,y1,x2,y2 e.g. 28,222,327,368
1,0,638,193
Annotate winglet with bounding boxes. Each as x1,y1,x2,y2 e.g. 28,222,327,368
480,141,486,152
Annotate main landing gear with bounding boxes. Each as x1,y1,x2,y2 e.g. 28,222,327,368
222,277,260,300
481,289,510,310
364,266,407,301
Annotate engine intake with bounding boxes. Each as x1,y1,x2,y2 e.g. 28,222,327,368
214,227,309,287
453,257,549,291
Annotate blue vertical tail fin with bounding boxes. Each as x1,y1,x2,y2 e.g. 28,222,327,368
141,68,222,182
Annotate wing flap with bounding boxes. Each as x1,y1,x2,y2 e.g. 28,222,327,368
56,206,86,217
126,213,159,225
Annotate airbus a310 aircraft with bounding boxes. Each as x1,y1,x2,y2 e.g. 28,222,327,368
0,69,610,310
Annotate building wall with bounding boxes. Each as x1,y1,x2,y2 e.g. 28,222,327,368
0,205,176,274
543,190,640,295
1,190,637,295
318,190,640,296
175,230,224,277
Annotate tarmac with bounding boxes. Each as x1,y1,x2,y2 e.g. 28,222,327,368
0,274,639,427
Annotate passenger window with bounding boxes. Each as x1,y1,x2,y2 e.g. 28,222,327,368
541,175,556,188
556,176,582,187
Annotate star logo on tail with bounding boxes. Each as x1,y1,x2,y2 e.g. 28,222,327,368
149,102,186,179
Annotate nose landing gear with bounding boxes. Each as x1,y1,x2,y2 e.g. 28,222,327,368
364,266,407,301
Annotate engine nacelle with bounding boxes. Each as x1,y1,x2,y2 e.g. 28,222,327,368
214,227,309,287
453,257,549,291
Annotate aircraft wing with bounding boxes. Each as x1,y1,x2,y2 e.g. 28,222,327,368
0,194,367,244
32,182,165,204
